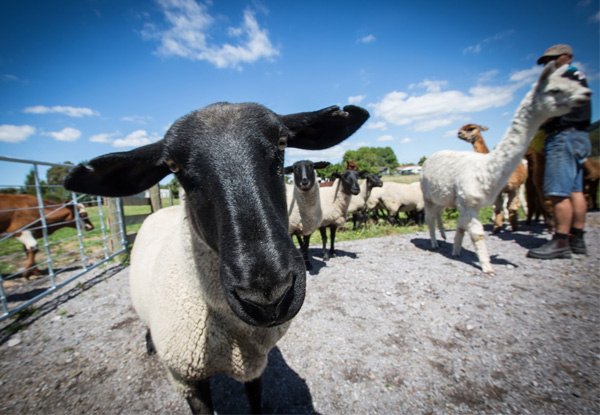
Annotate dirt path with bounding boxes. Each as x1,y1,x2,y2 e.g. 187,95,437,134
1,213,598,414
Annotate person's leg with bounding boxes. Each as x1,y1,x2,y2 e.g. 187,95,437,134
571,191,587,229
550,195,572,235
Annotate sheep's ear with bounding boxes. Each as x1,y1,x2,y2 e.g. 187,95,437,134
281,105,369,150
313,161,331,169
358,170,369,178
479,125,489,131
283,166,294,174
330,172,341,179
64,140,171,197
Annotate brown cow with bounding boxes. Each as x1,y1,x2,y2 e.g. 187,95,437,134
0,194,94,278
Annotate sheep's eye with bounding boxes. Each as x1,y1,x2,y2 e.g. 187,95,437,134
277,135,288,151
165,160,180,173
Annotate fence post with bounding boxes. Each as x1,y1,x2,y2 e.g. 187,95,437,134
106,197,125,254
149,184,162,212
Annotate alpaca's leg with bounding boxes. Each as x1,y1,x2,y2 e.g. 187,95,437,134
467,216,494,274
507,189,521,231
493,193,505,233
436,210,446,241
453,211,471,257
425,204,438,249
519,183,527,218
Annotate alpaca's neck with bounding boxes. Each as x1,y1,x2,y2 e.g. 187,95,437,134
486,90,545,191
472,136,490,154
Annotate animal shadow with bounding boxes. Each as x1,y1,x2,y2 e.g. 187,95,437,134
410,237,517,271
211,347,319,414
305,247,358,275
486,223,548,249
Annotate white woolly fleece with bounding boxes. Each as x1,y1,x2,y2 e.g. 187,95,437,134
286,183,322,237
129,199,289,398
318,178,354,228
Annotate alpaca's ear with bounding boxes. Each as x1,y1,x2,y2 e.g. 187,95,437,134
479,125,489,131
539,60,558,83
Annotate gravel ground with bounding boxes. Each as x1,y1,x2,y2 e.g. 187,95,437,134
0,213,598,415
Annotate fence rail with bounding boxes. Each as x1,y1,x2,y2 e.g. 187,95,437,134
0,156,131,321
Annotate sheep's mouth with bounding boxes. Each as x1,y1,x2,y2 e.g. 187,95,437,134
299,183,313,191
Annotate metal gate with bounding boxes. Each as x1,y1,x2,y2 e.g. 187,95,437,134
0,156,127,321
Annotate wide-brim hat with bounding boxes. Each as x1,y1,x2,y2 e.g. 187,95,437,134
537,44,573,65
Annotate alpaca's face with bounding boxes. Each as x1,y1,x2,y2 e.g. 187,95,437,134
536,64,591,118
457,123,488,144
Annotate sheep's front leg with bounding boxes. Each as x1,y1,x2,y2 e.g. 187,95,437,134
319,227,330,261
186,379,214,415
296,234,312,270
329,226,338,258
466,215,494,274
244,376,263,414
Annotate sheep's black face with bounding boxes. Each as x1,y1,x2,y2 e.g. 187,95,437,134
291,160,317,191
167,103,307,327
340,170,361,196
368,174,383,189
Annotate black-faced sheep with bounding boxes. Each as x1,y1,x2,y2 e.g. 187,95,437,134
64,102,369,414
285,160,330,270
318,169,363,261
348,174,383,230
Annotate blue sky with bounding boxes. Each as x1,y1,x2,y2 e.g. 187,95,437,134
1,0,599,187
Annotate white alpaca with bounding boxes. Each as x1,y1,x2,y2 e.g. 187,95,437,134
420,62,591,274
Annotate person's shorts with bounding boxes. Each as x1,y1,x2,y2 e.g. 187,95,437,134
543,129,591,197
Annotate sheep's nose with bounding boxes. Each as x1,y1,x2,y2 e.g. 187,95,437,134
233,273,297,326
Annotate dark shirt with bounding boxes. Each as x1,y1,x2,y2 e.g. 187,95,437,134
543,66,592,134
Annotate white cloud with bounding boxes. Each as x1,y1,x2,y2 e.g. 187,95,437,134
0,124,36,143
371,81,517,131
2,74,19,82
509,66,542,84
24,105,99,118
463,29,515,55
367,121,387,130
112,130,161,148
400,137,413,144
90,131,120,143
143,1,278,70
377,134,395,142
463,44,481,55
410,79,448,93
43,127,81,142
357,34,375,44
121,115,152,124
591,11,600,22
348,95,366,104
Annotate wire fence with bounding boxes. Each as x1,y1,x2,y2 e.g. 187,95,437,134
0,156,128,322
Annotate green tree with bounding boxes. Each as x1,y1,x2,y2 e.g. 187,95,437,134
23,168,45,197
418,156,427,166
45,163,73,201
342,146,399,174
316,162,344,180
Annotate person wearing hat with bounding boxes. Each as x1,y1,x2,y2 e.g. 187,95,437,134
527,44,592,259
